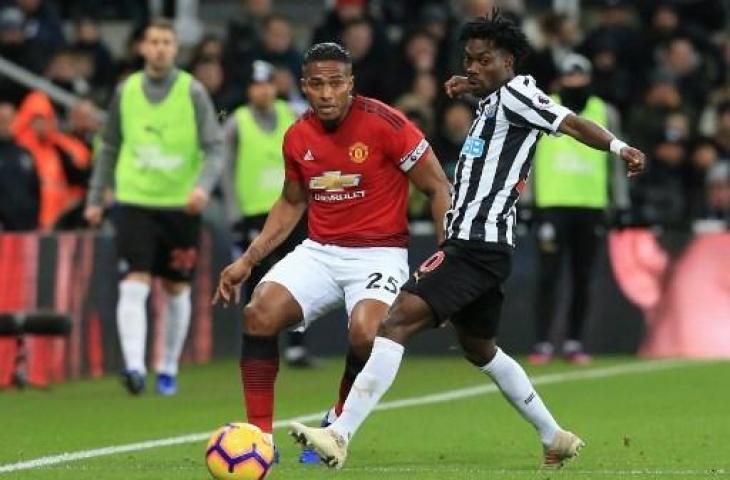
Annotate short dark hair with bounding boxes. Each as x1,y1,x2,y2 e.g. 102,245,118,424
146,17,176,36
303,42,352,67
459,9,529,66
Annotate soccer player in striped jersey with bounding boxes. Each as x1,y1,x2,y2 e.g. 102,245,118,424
290,11,645,470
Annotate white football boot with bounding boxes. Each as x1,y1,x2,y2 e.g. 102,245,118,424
541,429,585,469
289,422,348,469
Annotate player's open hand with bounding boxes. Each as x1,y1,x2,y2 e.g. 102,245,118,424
444,76,474,99
212,257,253,306
621,146,646,177
84,205,103,227
186,187,209,215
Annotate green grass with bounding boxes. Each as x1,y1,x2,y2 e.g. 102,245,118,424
1,357,729,479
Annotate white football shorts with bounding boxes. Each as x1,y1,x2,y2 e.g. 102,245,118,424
259,239,409,329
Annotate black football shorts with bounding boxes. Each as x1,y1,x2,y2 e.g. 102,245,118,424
401,239,512,338
114,205,201,282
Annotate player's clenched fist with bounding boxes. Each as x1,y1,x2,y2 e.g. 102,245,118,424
212,257,253,306
621,146,646,177
444,75,476,98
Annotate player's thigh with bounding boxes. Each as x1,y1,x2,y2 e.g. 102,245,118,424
114,205,156,277
154,210,202,283
452,286,505,338
340,247,409,320
243,281,305,336
258,242,344,330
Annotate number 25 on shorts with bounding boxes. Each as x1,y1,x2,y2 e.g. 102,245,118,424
366,272,399,294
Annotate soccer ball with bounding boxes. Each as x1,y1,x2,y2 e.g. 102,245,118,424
205,423,275,480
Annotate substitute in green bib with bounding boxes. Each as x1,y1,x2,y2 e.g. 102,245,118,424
527,54,629,366
84,19,224,396
222,61,312,368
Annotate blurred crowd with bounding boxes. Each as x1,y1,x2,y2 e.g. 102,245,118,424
0,0,728,232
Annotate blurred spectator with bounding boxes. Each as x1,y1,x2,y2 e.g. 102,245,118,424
529,54,627,365
342,18,392,102
54,99,102,229
11,90,91,229
44,48,90,98
17,0,65,51
223,0,272,89
418,3,456,77
0,102,39,231
255,14,303,87
66,99,101,148
627,73,691,154
70,17,114,91
311,0,389,53
579,0,644,111
190,54,237,114
640,0,727,35
655,36,715,114
630,125,690,230
221,60,312,367
0,6,41,103
430,100,473,181
526,13,582,91
190,33,224,63
394,30,442,99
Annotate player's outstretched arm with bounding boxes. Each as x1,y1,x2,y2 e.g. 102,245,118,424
558,113,646,177
408,150,452,245
212,180,307,306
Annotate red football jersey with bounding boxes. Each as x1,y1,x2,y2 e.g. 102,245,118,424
283,96,430,247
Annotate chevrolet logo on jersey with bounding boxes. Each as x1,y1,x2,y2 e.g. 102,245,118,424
309,171,362,192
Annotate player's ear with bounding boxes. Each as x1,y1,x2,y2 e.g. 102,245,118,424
503,52,515,73
300,76,307,94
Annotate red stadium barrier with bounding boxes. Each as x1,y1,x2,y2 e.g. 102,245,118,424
0,230,215,388
609,229,730,359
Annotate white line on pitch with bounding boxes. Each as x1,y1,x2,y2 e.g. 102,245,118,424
350,466,727,476
0,359,694,474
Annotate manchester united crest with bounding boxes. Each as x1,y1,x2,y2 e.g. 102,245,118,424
349,142,369,164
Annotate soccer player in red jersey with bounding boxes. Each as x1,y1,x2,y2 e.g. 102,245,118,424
213,42,451,460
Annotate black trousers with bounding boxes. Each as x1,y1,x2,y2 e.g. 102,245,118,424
233,213,308,347
534,207,605,344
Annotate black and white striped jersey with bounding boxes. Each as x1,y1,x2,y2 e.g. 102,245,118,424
444,75,573,247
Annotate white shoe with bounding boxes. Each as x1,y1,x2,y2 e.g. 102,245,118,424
541,429,585,469
289,422,348,469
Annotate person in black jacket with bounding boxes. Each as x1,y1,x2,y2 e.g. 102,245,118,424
0,102,40,231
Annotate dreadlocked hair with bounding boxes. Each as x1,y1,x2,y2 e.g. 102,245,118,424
459,8,529,67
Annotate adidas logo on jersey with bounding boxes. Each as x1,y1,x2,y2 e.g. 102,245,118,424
303,150,315,161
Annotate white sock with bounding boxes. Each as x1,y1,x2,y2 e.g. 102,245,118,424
481,347,560,446
117,280,150,374
157,288,192,376
331,337,404,441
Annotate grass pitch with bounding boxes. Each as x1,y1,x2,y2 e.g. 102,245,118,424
0,357,728,479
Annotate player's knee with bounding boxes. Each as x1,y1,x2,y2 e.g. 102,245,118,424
348,324,376,359
376,296,427,343
243,303,280,337
461,337,498,366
